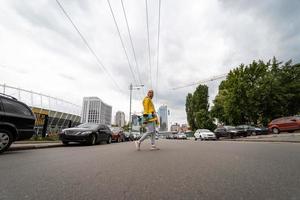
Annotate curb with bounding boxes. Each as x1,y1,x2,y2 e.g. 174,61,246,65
14,141,60,144
9,144,63,151
245,133,300,139
222,139,300,144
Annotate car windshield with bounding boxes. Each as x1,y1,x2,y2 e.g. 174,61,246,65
77,123,99,129
224,126,235,130
111,127,120,132
199,129,210,132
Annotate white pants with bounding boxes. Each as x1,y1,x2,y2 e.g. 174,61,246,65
139,122,156,145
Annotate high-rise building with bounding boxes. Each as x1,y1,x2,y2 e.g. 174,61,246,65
131,114,141,131
158,105,168,131
115,111,125,127
131,114,140,126
81,97,112,125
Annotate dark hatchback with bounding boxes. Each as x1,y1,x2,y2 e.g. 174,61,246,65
0,93,36,153
59,123,112,145
214,126,248,139
214,126,236,139
236,125,269,136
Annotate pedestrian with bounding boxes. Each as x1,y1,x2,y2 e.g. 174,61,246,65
135,90,159,151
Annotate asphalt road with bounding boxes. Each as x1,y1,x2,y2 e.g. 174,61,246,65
1,140,300,200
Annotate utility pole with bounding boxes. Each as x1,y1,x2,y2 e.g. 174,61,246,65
129,83,132,134
129,83,144,134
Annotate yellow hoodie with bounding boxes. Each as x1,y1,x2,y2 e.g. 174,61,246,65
143,96,155,114
143,96,158,123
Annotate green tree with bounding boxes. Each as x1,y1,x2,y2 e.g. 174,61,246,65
185,93,195,130
211,81,228,124
185,85,216,130
211,57,300,126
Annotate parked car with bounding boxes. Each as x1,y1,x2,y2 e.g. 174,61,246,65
177,132,187,139
214,126,235,139
110,127,125,142
194,129,216,140
268,116,300,134
228,126,248,138
158,134,166,139
245,125,269,135
0,93,36,153
236,125,255,137
132,132,141,140
173,133,178,139
234,125,253,137
59,123,112,145
185,131,194,138
214,126,247,139
124,131,134,141
166,134,174,139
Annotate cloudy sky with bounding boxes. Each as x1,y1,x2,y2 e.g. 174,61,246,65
0,0,299,125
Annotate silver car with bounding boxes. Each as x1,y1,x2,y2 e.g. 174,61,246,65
194,129,216,141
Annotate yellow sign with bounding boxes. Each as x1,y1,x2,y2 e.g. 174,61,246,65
31,107,49,126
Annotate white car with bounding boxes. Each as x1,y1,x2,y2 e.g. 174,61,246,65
177,132,187,139
132,132,141,140
194,129,216,141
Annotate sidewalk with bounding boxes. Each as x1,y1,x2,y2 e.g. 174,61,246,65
231,132,300,143
9,141,63,151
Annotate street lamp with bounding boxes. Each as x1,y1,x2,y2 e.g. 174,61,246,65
129,83,144,134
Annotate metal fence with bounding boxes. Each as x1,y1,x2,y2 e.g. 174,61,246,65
0,83,81,116
1,83,82,134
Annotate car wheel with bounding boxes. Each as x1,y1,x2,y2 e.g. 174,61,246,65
272,128,280,134
251,132,256,136
89,134,96,145
62,141,69,145
0,130,13,153
200,136,203,141
117,136,122,143
107,136,112,144
195,137,197,141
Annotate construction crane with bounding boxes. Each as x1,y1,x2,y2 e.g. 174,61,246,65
171,73,227,90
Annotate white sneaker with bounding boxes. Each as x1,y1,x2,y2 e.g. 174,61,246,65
150,145,160,150
135,141,140,151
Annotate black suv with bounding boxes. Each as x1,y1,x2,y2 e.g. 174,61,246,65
0,94,36,153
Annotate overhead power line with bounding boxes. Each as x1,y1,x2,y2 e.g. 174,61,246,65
171,73,227,90
55,0,123,92
120,0,143,86
155,0,161,102
106,0,144,100
107,0,138,85
120,0,145,99
145,0,152,88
